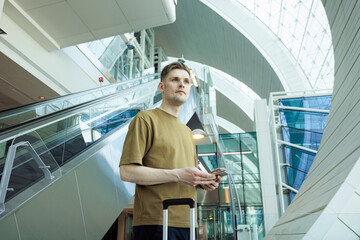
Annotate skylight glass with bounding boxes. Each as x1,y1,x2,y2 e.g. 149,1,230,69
236,0,334,90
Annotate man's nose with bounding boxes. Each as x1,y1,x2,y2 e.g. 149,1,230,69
178,81,185,88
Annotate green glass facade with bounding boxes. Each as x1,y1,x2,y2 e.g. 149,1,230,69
196,132,264,240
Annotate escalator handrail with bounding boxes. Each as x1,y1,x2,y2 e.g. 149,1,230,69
0,73,160,119
0,79,160,142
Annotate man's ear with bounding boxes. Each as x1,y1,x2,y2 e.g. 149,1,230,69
158,81,165,93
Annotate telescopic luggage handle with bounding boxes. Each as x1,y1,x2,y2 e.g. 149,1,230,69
162,198,195,240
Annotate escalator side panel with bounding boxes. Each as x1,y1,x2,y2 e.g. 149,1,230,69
75,124,133,239
0,214,19,240
0,122,135,240
14,171,87,240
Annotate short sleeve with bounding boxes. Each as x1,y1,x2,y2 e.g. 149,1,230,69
119,115,152,166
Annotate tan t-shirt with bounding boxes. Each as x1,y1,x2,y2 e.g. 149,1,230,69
120,108,197,228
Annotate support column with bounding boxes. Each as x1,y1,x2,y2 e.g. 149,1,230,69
0,0,5,23
254,99,280,233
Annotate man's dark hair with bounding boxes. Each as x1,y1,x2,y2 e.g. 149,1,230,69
160,62,191,82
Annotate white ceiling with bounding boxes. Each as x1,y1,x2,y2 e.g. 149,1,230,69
3,0,176,50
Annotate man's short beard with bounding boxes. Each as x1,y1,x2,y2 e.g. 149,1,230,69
168,95,187,106
163,85,188,106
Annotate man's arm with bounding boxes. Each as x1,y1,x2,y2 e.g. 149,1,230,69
120,164,216,186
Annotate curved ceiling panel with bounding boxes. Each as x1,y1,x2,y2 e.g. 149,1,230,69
154,0,284,99
216,90,253,132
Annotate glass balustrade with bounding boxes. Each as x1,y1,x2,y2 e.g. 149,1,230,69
0,74,159,131
0,80,158,210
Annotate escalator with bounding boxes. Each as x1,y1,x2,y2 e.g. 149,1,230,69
0,73,159,131
0,75,168,239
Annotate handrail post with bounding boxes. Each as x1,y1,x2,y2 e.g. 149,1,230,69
0,141,54,214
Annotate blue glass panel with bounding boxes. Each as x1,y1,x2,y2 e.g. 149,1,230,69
279,110,329,133
284,146,316,201
93,109,139,135
281,126,323,151
279,96,331,202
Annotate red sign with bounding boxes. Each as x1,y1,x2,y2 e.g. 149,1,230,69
98,77,104,82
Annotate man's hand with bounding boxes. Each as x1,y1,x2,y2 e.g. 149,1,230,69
173,167,216,186
199,175,222,191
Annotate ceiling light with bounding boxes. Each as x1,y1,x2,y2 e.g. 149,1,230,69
192,129,207,140
193,133,205,140
39,96,46,100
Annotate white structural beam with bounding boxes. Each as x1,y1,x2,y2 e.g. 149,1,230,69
0,0,5,21
277,139,318,154
254,99,280,234
202,0,311,92
4,0,60,50
281,183,298,194
274,105,330,114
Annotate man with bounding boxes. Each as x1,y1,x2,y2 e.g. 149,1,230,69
119,62,221,240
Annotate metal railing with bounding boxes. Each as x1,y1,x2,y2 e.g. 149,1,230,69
0,141,56,214
204,113,243,240
269,89,332,213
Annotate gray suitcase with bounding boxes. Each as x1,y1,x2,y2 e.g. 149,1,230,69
162,198,195,240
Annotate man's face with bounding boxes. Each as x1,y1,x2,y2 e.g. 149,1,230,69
159,69,191,106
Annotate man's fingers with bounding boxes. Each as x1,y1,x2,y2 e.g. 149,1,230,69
196,179,218,186
195,170,215,179
215,175,222,183
179,167,219,187
200,182,218,191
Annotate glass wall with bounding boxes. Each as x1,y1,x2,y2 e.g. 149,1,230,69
235,0,334,90
77,28,156,83
196,132,264,240
279,95,331,201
